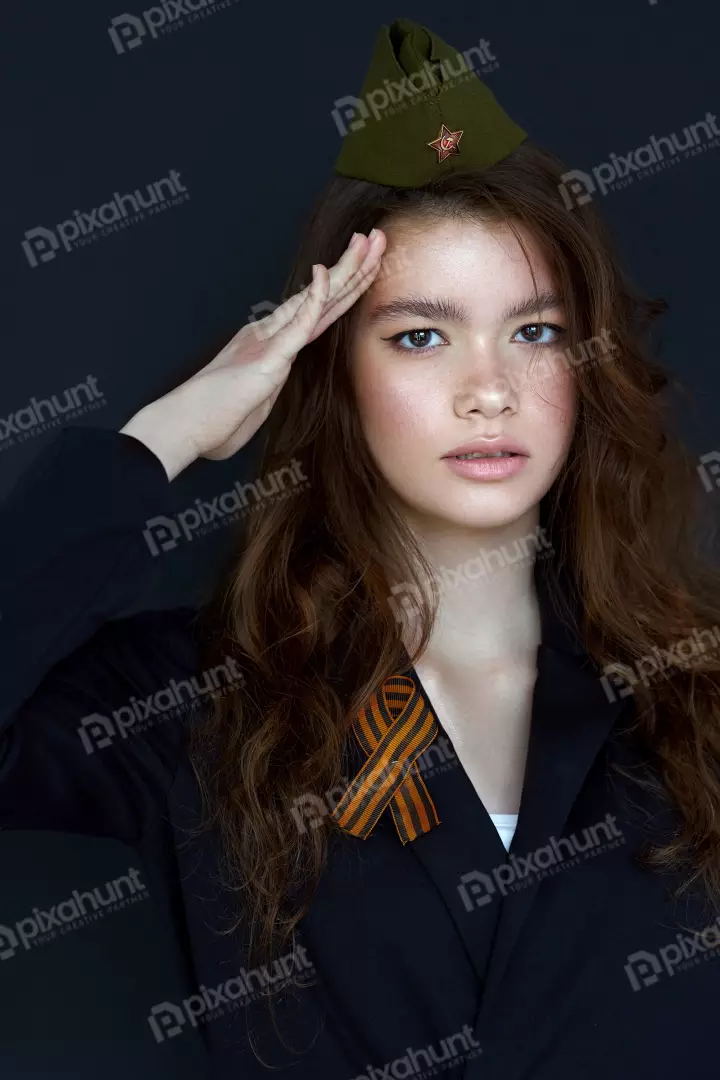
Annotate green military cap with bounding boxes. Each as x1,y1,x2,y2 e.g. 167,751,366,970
333,18,527,188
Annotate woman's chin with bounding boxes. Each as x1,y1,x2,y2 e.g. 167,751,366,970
403,494,540,533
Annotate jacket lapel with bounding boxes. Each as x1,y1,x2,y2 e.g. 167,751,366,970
399,678,509,984
471,555,629,1025
341,675,509,985
478,645,627,1009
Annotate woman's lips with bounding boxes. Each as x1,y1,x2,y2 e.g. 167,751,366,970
442,453,528,480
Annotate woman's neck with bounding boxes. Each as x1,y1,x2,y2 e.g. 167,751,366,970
403,505,544,664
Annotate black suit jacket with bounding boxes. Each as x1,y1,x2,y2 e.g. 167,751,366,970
0,427,716,1079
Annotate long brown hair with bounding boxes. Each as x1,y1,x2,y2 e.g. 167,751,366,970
190,140,720,975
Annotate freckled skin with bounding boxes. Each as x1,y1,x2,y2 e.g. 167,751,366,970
349,218,577,532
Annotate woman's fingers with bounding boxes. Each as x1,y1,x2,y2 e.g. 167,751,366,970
250,234,367,340
251,231,383,343
307,265,380,343
270,263,331,361
325,230,386,310
323,232,374,301
308,233,387,342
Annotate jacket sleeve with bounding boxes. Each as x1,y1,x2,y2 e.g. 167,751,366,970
0,426,206,844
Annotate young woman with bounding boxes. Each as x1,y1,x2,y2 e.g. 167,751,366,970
3,73,720,1080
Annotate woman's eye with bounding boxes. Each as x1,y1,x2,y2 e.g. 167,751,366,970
389,328,446,352
513,323,565,345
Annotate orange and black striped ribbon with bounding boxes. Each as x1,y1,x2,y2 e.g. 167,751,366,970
331,674,441,844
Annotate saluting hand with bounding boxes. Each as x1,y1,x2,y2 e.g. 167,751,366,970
121,229,387,480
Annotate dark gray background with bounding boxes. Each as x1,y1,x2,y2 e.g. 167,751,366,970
1,0,719,1074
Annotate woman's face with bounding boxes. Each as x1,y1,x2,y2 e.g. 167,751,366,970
349,216,577,532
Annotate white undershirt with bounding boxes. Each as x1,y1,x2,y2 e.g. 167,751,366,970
488,813,518,851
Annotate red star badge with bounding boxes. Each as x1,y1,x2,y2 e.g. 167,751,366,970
427,123,464,163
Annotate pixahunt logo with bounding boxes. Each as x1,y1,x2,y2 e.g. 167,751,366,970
77,657,244,754
290,736,459,835
600,625,720,702
148,945,315,1042
109,0,241,54
458,813,624,910
247,246,421,342
0,867,146,960
388,526,553,626
22,169,189,267
143,459,310,555
625,914,720,992
349,1026,482,1080
331,38,498,136
698,450,720,492
559,110,720,207
0,376,106,450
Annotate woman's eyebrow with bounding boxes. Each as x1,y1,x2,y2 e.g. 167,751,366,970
364,289,564,326
501,290,565,321
365,295,471,326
